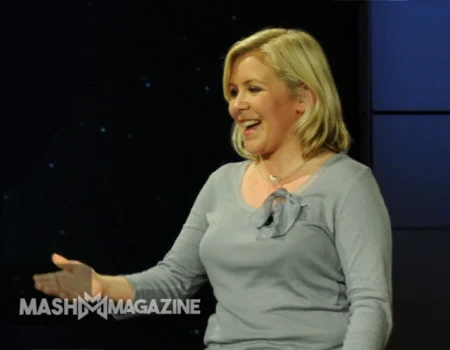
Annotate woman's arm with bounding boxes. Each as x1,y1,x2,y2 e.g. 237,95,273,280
335,168,393,350
110,171,216,319
99,275,135,301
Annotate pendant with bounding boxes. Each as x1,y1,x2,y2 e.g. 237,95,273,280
268,174,280,183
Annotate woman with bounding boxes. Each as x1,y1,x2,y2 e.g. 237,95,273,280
34,27,393,350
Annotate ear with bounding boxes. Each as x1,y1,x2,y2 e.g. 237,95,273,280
295,85,316,114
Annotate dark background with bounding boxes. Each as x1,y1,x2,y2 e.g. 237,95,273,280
2,0,449,349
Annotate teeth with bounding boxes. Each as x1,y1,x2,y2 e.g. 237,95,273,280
242,120,260,127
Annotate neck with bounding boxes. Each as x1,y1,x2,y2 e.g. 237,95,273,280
258,142,306,182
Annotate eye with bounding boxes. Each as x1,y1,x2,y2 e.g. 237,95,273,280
229,88,238,97
249,86,261,93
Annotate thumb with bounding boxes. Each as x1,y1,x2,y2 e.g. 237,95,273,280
52,253,79,273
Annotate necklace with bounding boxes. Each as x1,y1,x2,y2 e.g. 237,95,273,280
257,157,307,187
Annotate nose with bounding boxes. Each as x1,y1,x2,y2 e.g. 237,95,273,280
229,92,249,117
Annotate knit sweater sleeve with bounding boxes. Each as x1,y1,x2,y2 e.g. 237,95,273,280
335,168,394,349
111,172,215,319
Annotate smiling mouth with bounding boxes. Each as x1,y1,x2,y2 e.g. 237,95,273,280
242,120,262,131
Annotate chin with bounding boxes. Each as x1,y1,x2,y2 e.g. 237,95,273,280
244,147,265,158
244,136,270,152
243,141,260,154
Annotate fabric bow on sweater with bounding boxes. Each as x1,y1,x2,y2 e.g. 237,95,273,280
249,188,306,238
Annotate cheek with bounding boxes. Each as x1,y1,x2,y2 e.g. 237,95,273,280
264,106,296,130
228,104,237,119
278,103,299,125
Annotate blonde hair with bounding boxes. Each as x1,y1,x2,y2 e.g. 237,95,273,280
222,27,352,161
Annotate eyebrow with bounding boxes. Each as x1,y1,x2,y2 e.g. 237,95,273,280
228,79,265,87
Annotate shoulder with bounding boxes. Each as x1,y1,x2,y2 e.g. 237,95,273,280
325,152,371,182
320,152,378,191
317,152,384,205
208,159,250,182
189,160,249,207
197,160,249,198
326,153,386,207
330,157,391,233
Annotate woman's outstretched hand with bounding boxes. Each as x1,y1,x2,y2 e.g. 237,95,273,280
33,253,106,299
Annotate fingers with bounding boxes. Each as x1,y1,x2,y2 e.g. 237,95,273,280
33,272,60,296
52,253,80,273
33,272,56,283
33,272,74,299
33,253,88,299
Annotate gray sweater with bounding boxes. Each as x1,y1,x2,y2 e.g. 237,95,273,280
114,152,393,350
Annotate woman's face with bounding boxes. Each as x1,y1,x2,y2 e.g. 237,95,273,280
228,51,305,157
